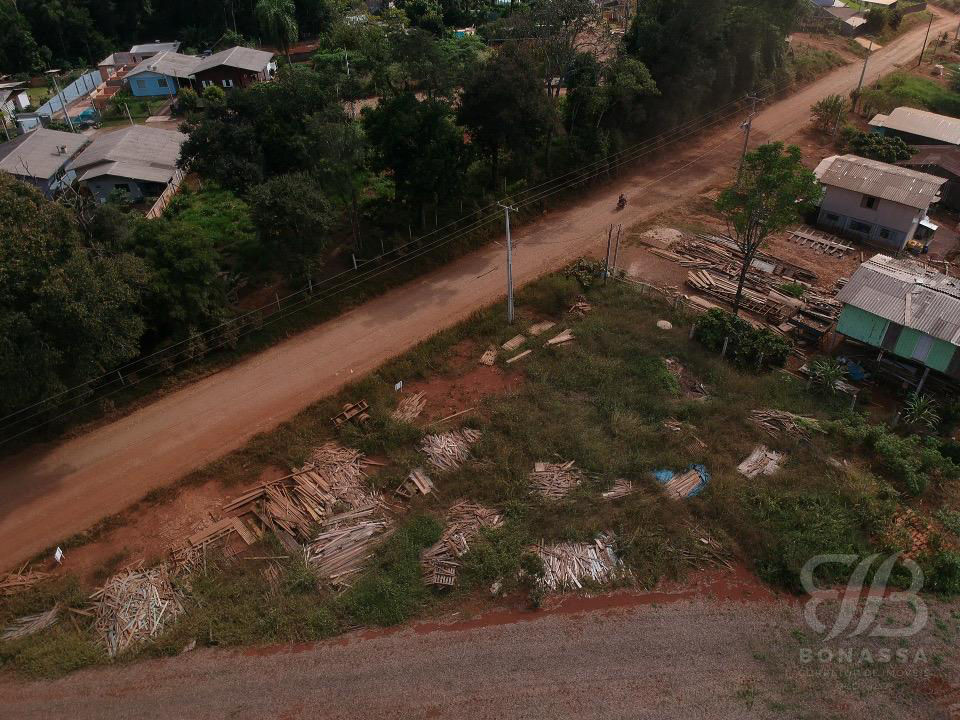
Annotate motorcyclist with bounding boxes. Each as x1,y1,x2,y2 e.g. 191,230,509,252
617,193,627,209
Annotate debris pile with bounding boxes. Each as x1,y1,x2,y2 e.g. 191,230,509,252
671,527,734,569
2,606,60,641
92,566,184,657
750,409,823,439
535,533,623,590
545,329,574,346
664,358,707,398
420,429,482,471
0,567,51,596
569,296,592,315
602,478,636,501
306,505,392,586
392,392,426,423
396,468,435,498
422,502,503,586
654,465,709,500
529,460,584,500
737,446,785,478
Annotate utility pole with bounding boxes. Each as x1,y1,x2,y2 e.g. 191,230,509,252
123,103,134,126
918,14,934,67
603,225,613,283
845,38,874,134
45,69,75,132
499,202,517,324
856,39,873,95
736,94,759,185
611,225,622,276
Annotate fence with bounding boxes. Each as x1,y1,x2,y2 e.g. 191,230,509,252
145,169,186,219
19,71,101,130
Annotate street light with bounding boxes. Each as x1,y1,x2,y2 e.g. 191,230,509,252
44,69,75,132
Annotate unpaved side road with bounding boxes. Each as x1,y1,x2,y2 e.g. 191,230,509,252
0,598,953,719
0,8,955,569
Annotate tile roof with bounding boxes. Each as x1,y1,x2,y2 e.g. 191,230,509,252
0,128,88,180
837,254,960,345
869,107,960,145
814,154,946,210
67,125,185,185
126,51,201,80
194,46,273,74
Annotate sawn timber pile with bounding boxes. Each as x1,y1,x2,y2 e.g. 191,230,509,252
529,461,584,500
422,502,503,586
535,533,624,590
305,505,392,586
420,429,482,471
91,566,184,657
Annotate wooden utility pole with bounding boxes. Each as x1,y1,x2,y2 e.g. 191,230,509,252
736,94,759,185
603,225,613,284
918,14,934,66
499,202,517,324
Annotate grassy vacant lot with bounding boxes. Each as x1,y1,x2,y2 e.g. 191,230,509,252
2,267,959,677
863,71,960,117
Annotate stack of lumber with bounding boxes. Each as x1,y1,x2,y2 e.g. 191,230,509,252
396,468,435,498
686,269,792,320
92,566,184,657
420,429,482,471
501,335,525,352
750,409,823,439
528,320,556,337
545,329,574,346
660,468,704,500
737,446,785,478
392,392,426,423
306,505,391,586
1,605,60,641
0,567,51,596
479,347,497,366
677,233,818,284
535,533,622,591
422,502,503,586
529,461,583,500
602,479,636,501
568,297,592,315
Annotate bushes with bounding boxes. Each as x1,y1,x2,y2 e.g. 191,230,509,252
693,309,792,371
924,551,960,595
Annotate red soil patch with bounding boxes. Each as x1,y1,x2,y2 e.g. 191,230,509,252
404,357,523,422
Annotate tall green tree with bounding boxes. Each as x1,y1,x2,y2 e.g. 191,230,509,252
716,142,820,316
256,0,299,61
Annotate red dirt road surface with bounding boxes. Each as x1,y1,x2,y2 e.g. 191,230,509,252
0,7,956,570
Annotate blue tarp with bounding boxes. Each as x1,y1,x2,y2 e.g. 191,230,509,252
652,464,710,498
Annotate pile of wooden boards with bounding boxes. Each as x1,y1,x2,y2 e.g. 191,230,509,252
545,329,574,346
787,226,854,257
392,392,426,423
479,347,497,366
601,479,636,501
420,429,482,471
535,533,623,591
659,468,705,500
750,409,823,439
655,232,818,283
0,567,50,596
91,566,184,657
529,460,583,500
686,268,799,321
1,605,60,641
502,335,525,352
569,297,592,315
737,446,785,478
305,505,391,586
422,502,504,587
528,320,555,337
396,468,435,498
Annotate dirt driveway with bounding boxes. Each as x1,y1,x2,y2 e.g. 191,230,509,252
1,8,956,571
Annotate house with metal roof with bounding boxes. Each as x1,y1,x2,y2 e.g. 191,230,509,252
0,81,31,115
66,125,186,203
192,47,274,91
129,41,182,59
835,254,960,388
125,51,201,97
869,107,960,146
814,154,946,252
898,145,960,211
0,128,88,196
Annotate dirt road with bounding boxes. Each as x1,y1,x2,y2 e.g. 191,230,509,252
1,594,952,719
1,9,954,569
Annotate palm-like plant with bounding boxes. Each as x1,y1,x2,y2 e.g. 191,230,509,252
903,393,940,431
256,0,298,62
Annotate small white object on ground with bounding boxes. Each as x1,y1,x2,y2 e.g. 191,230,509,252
657,320,673,331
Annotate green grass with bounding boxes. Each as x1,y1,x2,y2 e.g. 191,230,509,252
786,44,848,85
3,267,959,678
862,71,960,118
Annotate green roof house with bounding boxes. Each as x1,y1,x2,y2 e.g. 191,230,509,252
835,254,960,390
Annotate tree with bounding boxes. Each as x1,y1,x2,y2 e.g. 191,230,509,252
458,44,555,187
256,0,299,61
202,84,226,105
0,174,146,417
249,172,335,278
716,142,820,316
364,93,467,228
841,129,912,163
811,94,847,134
865,8,888,34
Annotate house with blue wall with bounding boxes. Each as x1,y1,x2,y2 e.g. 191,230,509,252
125,51,200,97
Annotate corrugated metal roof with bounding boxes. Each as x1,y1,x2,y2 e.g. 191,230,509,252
836,254,960,344
814,154,946,210
0,128,88,180
126,51,201,80
868,107,960,145
194,46,273,74
899,145,960,178
68,126,185,185
129,41,181,55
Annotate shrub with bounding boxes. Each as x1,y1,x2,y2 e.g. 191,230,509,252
925,551,960,595
811,94,846,133
693,309,792,371
174,87,200,115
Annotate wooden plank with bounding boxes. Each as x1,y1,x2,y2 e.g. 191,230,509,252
501,334,526,352
507,349,532,364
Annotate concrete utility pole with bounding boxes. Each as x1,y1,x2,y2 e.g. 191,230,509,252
736,94,759,185
603,225,613,283
499,202,517,324
918,14,934,67
856,39,873,95
46,69,75,132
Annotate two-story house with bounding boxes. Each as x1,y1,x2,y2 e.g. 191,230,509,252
814,154,946,252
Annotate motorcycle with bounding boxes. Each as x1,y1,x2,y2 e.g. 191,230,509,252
616,195,627,211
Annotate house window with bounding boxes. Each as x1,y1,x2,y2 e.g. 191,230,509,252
849,220,872,234
879,228,891,240
826,213,840,222
136,79,146,89
861,195,879,210
222,79,234,88
201,80,211,88
157,78,168,88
